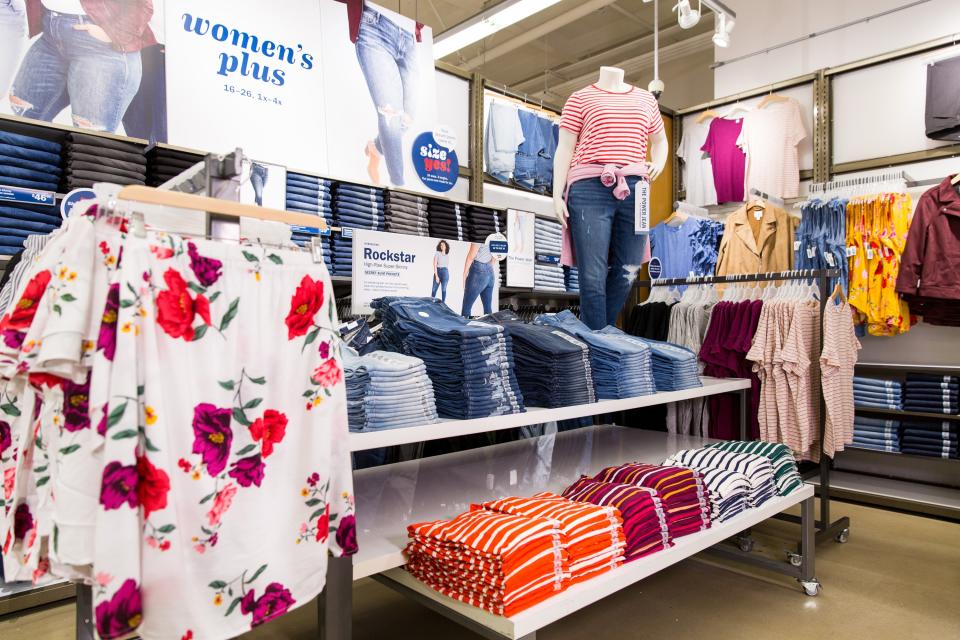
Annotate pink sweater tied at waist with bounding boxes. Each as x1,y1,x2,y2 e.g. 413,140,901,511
561,162,651,267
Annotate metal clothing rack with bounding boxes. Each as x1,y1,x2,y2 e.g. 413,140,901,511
640,269,851,546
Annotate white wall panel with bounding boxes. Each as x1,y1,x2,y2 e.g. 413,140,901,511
435,70,471,168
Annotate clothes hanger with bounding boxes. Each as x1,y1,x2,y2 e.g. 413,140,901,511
663,209,689,227
756,89,790,110
696,108,720,124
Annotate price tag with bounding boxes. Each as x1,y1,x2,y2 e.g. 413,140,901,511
824,253,835,267
536,254,560,264
0,185,55,207
341,227,354,239
754,210,763,220
634,179,650,234
794,240,801,251
846,246,857,257
866,247,874,260
806,246,816,259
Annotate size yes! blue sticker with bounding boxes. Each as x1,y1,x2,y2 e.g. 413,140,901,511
412,131,458,193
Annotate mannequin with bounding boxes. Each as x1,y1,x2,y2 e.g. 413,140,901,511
552,66,668,330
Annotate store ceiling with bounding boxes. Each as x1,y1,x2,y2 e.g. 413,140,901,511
396,0,715,108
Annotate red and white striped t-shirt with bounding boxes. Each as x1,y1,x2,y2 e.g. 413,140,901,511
560,84,665,167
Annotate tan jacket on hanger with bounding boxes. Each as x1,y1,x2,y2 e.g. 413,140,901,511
716,203,796,275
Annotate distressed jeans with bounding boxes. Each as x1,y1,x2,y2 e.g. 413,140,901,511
0,0,27,97
10,10,142,133
356,7,418,186
567,176,649,330
431,266,449,302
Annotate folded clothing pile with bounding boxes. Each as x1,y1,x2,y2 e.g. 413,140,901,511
344,349,438,431
483,310,595,408
0,203,62,255
467,205,504,242
0,130,62,192
477,494,625,585
900,420,958,458
592,463,711,538
903,373,959,415
404,509,569,616
428,200,468,240
851,416,900,453
704,441,804,495
373,296,524,419
330,231,353,277
561,477,671,561
63,132,146,190
661,449,769,522
343,352,370,432
286,173,334,271
339,317,377,355
384,191,429,236
598,327,701,391
564,266,579,293
534,218,564,291
535,310,655,399
853,375,902,410
146,146,202,186
334,183,384,232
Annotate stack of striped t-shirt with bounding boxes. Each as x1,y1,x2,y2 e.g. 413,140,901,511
405,509,569,616
561,478,671,561
592,463,712,538
704,441,804,496
663,449,777,511
477,494,625,585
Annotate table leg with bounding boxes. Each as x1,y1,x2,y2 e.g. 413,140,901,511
799,495,821,596
76,585,95,640
318,556,353,640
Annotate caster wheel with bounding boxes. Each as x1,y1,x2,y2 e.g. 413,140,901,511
787,553,802,568
835,528,850,544
800,580,821,597
738,537,754,553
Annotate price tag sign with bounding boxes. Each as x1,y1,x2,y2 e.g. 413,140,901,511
866,247,874,260
486,232,508,260
0,185,55,207
824,253,835,267
648,257,662,279
793,240,801,251
341,227,354,239
413,127,459,193
536,254,560,264
61,188,97,218
846,246,857,257
634,179,650,234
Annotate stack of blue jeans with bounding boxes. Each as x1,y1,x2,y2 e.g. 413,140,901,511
0,130,62,191
851,416,901,452
372,296,525,419
853,376,903,410
332,183,384,277
599,327,702,391
344,348,439,432
903,374,959,414
534,218,564,291
900,420,958,458
340,318,378,355
483,310,596,408
286,172,334,270
534,310,655,400
564,266,580,293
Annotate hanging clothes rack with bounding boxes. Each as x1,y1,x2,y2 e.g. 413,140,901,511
637,268,850,546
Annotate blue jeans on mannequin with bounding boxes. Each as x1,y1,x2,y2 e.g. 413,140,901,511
355,7,418,186
567,176,648,330
250,162,268,207
461,260,494,317
9,10,142,133
432,266,449,302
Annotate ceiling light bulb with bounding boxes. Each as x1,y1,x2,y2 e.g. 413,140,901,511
673,0,701,29
713,13,734,47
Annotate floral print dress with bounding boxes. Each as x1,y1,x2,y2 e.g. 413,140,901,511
0,210,356,640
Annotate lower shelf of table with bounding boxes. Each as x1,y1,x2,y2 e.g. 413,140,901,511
377,485,814,640
810,470,960,520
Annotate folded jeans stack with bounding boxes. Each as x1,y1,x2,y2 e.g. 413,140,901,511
599,327,702,391
145,146,203,187
482,310,596,408
373,296,525,419
404,509,569,616
592,463,712,539
343,352,370,432
704,441,804,495
900,420,958,458
851,416,901,453
339,317,378,355
534,218,564,291
466,205,505,243
853,375,903,410
534,310,655,399
334,183,385,231
63,132,146,190
561,477,671,561
427,200,468,241
477,494,625,584
564,266,580,293
343,349,438,431
384,191,429,236
286,173,334,269
903,374,959,414
0,130,62,192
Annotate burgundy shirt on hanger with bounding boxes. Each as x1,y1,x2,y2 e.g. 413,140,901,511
701,117,746,203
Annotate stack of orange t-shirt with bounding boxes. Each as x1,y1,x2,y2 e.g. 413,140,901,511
592,463,712,539
476,494,626,585
561,477,671,561
405,509,570,616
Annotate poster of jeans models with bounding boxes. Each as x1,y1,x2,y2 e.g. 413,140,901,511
506,209,535,288
239,160,286,208
0,0,168,141
352,229,500,317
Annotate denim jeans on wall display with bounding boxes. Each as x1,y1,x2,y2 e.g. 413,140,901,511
431,266,449,302
250,163,268,207
10,10,142,133
356,7,418,186
461,260,495,317
0,0,27,97
567,176,649,330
